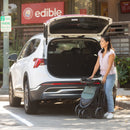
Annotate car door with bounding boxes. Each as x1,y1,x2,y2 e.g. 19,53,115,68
12,39,37,91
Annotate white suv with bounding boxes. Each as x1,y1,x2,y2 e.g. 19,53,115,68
9,15,117,114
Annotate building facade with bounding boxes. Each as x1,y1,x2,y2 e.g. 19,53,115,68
0,0,130,26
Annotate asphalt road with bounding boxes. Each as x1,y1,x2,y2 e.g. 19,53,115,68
0,99,130,130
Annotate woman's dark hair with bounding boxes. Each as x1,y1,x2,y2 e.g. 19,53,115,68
101,35,112,53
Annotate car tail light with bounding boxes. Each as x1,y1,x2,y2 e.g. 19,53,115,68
33,58,44,68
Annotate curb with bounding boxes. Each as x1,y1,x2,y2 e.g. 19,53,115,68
0,95,9,101
117,88,130,97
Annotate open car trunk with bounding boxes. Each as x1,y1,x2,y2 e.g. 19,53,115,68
45,15,112,37
47,38,101,78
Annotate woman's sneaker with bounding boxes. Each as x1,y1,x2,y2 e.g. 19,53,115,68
106,113,114,119
104,112,109,118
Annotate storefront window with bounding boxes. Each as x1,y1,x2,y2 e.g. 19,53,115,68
101,2,108,17
74,0,94,15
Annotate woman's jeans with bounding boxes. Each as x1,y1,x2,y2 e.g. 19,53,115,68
103,74,116,112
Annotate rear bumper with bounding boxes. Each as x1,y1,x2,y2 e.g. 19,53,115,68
29,81,85,101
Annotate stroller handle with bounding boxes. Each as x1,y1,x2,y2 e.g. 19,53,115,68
80,77,101,85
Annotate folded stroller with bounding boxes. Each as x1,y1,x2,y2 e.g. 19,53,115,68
75,78,107,119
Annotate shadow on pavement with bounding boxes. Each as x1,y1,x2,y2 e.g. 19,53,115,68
115,101,130,110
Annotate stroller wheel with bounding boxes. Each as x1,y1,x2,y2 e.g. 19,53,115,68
78,109,83,118
95,107,104,119
75,104,80,115
81,109,88,118
82,109,92,118
81,109,85,118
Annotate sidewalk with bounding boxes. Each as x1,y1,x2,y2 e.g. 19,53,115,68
0,88,130,101
0,87,9,101
117,88,130,97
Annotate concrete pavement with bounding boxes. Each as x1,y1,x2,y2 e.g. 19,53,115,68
117,88,130,96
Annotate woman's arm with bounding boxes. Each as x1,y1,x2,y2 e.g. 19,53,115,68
89,56,100,79
102,54,115,83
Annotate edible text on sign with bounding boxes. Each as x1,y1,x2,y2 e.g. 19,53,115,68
35,8,62,17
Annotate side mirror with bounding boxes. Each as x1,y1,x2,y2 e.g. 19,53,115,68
8,53,18,62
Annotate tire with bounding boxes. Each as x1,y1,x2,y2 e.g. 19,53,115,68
81,109,88,118
95,107,104,119
78,108,83,118
9,76,21,107
24,77,38,114
82,109,92,118
75,104,80,115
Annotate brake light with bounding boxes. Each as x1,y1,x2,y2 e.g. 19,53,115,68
33,58,44,68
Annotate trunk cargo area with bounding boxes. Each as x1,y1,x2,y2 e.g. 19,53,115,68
47,38,101,78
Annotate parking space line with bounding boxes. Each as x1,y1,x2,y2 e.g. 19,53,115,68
1,107,34,127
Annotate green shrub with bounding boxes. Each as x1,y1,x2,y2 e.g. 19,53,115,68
115,57,130,86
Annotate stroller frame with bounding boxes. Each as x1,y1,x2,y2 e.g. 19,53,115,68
75,78,107,119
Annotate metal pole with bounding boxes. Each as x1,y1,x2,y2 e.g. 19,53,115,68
1,0,9,94
128,23,130,56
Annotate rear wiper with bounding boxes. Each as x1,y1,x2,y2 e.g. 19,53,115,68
78,35,85,38
62,35,69,38
62,35,85,38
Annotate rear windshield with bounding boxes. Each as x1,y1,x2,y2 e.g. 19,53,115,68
50,17,109,34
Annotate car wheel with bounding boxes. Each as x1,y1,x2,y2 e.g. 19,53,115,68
9,76,21,107
24,78,38,114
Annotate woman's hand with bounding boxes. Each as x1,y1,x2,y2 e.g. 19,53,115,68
102,76,107,84
89,56,100,80
89,75,94,79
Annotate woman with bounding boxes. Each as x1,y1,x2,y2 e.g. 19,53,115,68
89,35,116,119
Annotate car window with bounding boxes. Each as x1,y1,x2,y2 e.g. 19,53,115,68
18,38,40,59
